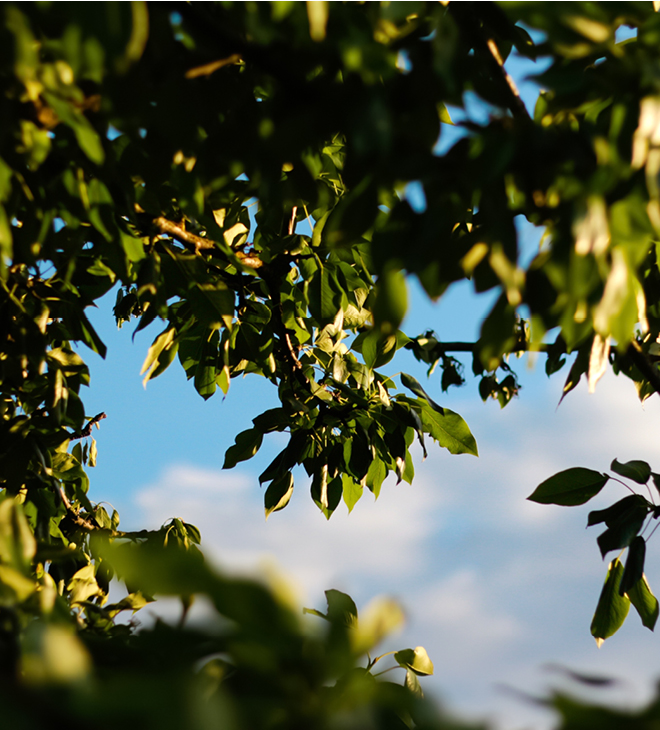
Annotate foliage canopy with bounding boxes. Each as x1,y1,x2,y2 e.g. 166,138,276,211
4,1,660,727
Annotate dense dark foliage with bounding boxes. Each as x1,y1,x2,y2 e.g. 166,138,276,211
3,2,660,727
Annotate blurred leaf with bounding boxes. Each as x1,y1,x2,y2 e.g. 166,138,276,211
20,623,92,685
67,564,102,605
394,646,434,676
351,597,404,655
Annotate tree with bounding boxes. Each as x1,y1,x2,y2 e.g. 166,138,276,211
2,1,660,727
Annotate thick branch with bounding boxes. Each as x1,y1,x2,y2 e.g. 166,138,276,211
428,341,549,353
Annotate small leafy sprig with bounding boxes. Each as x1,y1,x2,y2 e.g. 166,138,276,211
304,589,434,697
528,459,660,646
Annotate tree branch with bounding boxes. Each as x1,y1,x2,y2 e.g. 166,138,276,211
56,484,103,532
151,217,263,269
69,412,107,441
424,341,549,353
419,339,660,400
485,38,530,121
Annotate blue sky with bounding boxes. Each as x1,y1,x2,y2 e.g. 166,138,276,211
75,33,660,730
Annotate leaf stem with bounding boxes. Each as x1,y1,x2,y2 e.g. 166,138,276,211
609,475,637,496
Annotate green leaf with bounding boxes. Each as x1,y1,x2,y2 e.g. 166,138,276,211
419,405,478,456
401,372,443,412
0,565,37,602
528,468,609,506
596,499,649,558
405,668,423,697
366,458,387,498
342,473,362,513
627,574,659,631
588,495,649,528
21,623,92,684
362,331,397,369
308,264,341,326
590,559,630,647
264,472,294,519
302,607,327,620
373,265,407,334
611,459,651,485
311,473,342,520
620,536,646,597
67,564,102,605
325,589,358,627
437,102,454,125
188,283,234,330
394,646,434,676
88,438,97,468
141,326,178,385
105,591,153,616
223,428,263,469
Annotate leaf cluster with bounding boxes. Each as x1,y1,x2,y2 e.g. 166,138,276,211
529,458,660,645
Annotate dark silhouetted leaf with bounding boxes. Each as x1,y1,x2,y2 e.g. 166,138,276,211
611,459,651,485
528,468,609,506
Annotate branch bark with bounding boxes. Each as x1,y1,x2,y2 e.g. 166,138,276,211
69,412,107,441
151,217,263,269
485,38,530,121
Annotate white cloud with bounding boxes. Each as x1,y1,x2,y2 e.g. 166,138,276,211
130,368,660,730
133,461,446,605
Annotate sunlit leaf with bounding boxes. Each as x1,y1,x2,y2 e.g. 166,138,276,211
264,472,294,519
627,574,659,630
591,559,630,646
394,646,434,676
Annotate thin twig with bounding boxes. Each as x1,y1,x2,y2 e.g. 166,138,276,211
274,206,305,374
69,412,107,441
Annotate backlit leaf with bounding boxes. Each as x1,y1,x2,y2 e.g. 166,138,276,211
264,472,294,519
627,574,659,630
420,405,478,456
394,646,434,676
591,559,630,646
